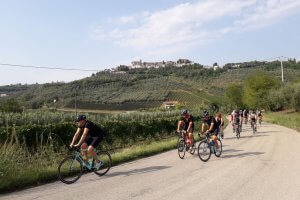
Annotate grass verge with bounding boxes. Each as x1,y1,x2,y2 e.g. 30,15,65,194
264,110,300,132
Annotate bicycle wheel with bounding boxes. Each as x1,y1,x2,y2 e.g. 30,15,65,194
58,155,83,184
93,151,112,176
214,139,222,157
236,126,240,139
198,140,211,162
177,138,186,159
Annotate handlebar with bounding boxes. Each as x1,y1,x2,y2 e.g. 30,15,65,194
67,146,81,152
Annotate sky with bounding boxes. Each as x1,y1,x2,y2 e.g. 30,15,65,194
0,0,300,86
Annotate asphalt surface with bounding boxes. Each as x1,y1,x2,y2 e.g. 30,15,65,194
1,122,300,200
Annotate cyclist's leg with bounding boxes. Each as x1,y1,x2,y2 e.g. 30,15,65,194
88,137,102,163
188,127,194,145
212,130,218,148
81,138,91,159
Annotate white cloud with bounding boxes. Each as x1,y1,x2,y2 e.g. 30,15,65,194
91,0,300,56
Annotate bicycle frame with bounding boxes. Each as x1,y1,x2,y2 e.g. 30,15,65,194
72,149,94,171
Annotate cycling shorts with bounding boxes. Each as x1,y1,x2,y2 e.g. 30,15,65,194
84,136,103,148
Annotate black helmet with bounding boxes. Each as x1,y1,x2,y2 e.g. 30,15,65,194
181,109,188,116
76,114,86,122
202,110,209,117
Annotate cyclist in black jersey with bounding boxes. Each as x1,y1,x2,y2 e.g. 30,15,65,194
70,115,105,170
177,109,195,148
201,110,219,148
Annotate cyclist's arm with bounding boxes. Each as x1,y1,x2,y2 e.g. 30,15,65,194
177,120,183,132
207,123,214,133
70,128,81,146
75,128,89,146
221,118,224,127
187,122,193,133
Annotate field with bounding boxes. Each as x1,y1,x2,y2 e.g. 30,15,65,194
264,110,300,132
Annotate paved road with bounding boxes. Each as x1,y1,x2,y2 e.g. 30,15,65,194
1,122,300,200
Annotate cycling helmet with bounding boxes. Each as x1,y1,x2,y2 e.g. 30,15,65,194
181,109,188,116
76,114,86,122
202,110,209,117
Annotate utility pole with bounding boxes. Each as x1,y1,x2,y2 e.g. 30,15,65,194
280,56,284,82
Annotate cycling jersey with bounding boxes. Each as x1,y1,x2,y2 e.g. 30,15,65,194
233,114,240,124
203,116,219,134
181,115,195,132
250,113,256,120
80,120,105,137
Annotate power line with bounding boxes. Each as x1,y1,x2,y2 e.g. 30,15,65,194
0,63,100,72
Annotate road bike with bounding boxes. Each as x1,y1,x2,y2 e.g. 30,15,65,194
177,130,196,159
197,133,222,162
251,120,257,134
233,123,241,139
258,117,262,125
58,146,111,184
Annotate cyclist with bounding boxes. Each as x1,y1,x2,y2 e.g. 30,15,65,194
243,109,248,124
70,115,105,170
202,111,219,148
249,110,257,131
215,112,224,139
257,110,263,124
233,110,242,135
177,109,195,150
239,109,243,129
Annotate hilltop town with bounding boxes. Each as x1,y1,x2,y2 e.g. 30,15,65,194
105,59,220,74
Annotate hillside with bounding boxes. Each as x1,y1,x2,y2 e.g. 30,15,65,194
0,60,299,110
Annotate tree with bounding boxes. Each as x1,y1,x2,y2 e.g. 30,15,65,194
243,71,280,110
224,83,244,110
292,85,300,112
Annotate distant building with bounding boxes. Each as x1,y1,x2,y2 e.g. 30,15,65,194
0,94,8,97
166,61,176,66
131,60,143,68
162,101,177,109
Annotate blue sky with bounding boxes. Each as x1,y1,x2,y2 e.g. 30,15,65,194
0,0,300,86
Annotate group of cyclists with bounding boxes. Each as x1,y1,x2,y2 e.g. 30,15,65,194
230,109,263,135
176,109,225,152
69,108,262,169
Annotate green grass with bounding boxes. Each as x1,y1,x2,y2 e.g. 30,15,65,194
0,134,202,194
264,110,300,132
167,90,208,108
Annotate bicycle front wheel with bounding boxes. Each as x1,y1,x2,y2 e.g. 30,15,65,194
58,155,83,184
93,151,112,176
177,138,186,159
214,139,222,157
198,140,211,162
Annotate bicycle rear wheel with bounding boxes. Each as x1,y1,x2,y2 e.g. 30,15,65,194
198,140,211,162
93,151,112,176
58,155,83,184
177,138,186,159
236,126,240,139
214,139,222,157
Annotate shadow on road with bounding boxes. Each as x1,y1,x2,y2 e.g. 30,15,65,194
222,151,265,159
224,134,269,140
106,166,171,177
